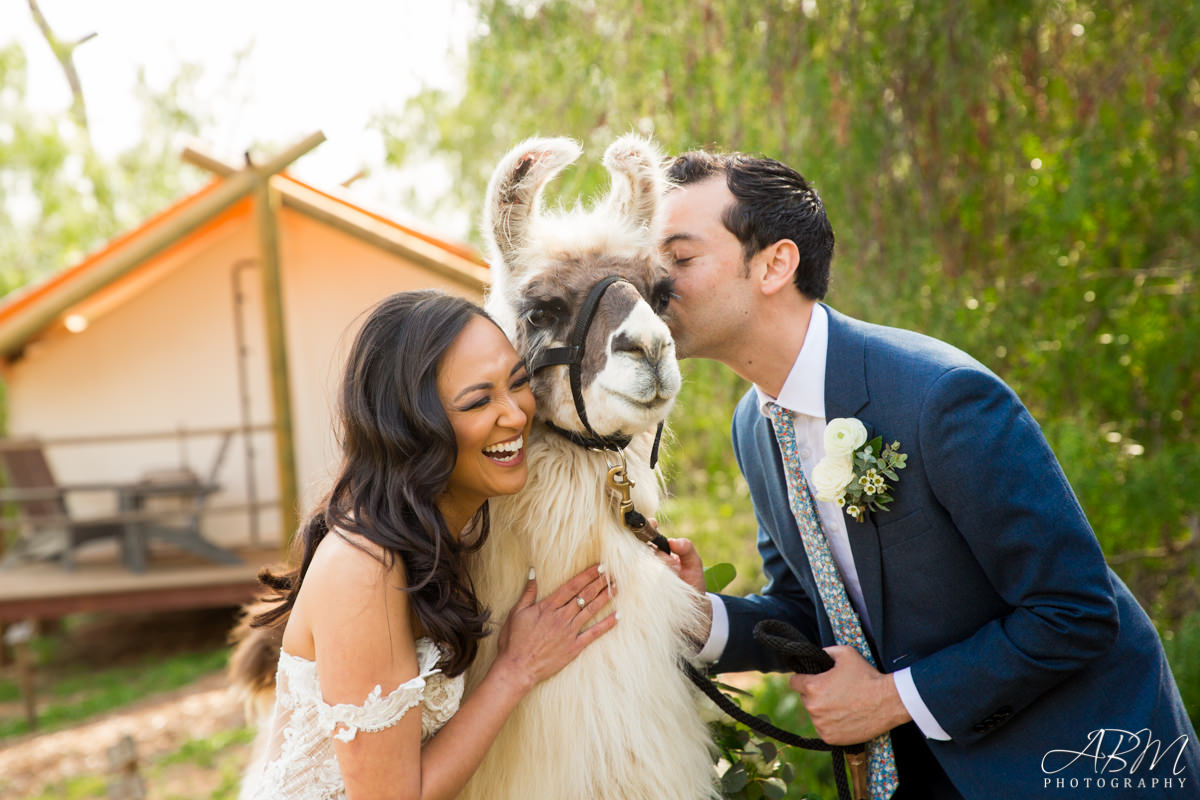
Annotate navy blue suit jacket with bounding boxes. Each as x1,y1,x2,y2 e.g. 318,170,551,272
716,306,1197,797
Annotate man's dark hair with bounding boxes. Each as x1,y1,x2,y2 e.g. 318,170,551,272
667,151,834,299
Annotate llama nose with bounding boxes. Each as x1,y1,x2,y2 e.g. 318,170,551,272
612,332,668,364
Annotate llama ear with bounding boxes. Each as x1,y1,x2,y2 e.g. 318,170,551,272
484,137,582,273
603,134,666,231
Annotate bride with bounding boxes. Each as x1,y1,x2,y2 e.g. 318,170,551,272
239,290,617,799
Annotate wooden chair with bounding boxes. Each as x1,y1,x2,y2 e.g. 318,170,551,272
0,440,132,570
0,436,241,572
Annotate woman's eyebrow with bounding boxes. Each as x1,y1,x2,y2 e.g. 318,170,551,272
453,362,527,402
453,381,493,402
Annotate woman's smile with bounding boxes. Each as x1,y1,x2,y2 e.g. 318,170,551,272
482,434,525,466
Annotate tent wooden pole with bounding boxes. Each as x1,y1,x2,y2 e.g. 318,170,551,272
253,176,301,555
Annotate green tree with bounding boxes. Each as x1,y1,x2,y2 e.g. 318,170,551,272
0,28,206,297
379,0,1200,623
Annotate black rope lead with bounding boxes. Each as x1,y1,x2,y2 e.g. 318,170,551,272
682,619,865,800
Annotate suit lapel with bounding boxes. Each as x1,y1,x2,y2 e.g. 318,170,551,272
822,306,887,658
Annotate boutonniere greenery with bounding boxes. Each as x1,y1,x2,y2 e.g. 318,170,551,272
810,418,907,523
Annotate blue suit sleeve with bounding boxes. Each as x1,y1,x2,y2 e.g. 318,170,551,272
712,401,821,674
909,366,1119,743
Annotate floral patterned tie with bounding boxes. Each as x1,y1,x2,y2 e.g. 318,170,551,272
766,402,898,800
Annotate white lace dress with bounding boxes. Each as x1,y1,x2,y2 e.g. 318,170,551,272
241,637,464,800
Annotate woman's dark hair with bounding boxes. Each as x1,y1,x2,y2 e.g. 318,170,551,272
254,290,495,676
667,150,834,300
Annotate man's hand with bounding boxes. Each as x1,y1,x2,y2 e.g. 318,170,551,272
789,646,912,745
665,536,706,596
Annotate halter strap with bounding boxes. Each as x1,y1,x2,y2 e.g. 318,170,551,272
542,420,632,451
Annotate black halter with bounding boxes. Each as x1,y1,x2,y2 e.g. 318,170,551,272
527,274,669,555
528,275,664,465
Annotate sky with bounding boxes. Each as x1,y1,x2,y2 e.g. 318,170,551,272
1,0,473,234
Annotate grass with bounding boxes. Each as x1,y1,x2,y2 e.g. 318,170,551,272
25,774,109,800
158,726,257,769
152,726,257,800
0,640,230,741
14,726,257,800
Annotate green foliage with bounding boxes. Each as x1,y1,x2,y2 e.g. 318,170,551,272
744,675,841,800
704,561,738,593
0,40,207,296
1163,610,1200,729
379,0,1200,628
701,673,840,800
701,563,833,797
712,720,795,800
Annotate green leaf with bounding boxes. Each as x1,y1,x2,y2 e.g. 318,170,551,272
756,741,778,763
704,562,738,593
722,764,750,793
883,469,899,480
780,762,795,783
763,777,788,799
867,436,884,454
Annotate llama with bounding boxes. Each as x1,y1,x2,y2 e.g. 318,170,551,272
456,135,717,800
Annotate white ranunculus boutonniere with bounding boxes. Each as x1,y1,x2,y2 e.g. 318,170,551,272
823,417,868,457
812,418,908,523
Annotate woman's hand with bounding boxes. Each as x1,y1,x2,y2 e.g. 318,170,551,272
492,564,616,692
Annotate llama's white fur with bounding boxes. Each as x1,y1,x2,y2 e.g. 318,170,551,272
457,135,718,800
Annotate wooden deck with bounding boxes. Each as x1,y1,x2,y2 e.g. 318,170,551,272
0,544,284,624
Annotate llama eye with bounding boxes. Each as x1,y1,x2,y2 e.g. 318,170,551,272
650,278,676,314
525,299,566,328
526,307,555,327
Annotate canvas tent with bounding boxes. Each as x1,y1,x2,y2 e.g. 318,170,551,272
0,133,488,563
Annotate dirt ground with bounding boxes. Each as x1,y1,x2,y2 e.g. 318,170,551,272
0,609,257,799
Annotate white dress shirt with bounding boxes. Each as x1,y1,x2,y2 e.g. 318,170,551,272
697,304,951,741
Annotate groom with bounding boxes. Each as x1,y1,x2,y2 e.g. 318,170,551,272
660,150,1197,798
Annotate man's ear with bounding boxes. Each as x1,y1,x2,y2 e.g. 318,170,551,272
759,239,800,296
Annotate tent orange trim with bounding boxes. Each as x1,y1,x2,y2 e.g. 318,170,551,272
0,171,486,355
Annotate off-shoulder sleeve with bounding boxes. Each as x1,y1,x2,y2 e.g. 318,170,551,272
319,672,435,743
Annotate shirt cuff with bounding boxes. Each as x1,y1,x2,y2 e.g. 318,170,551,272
695,593,729,663
893,667,952,741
